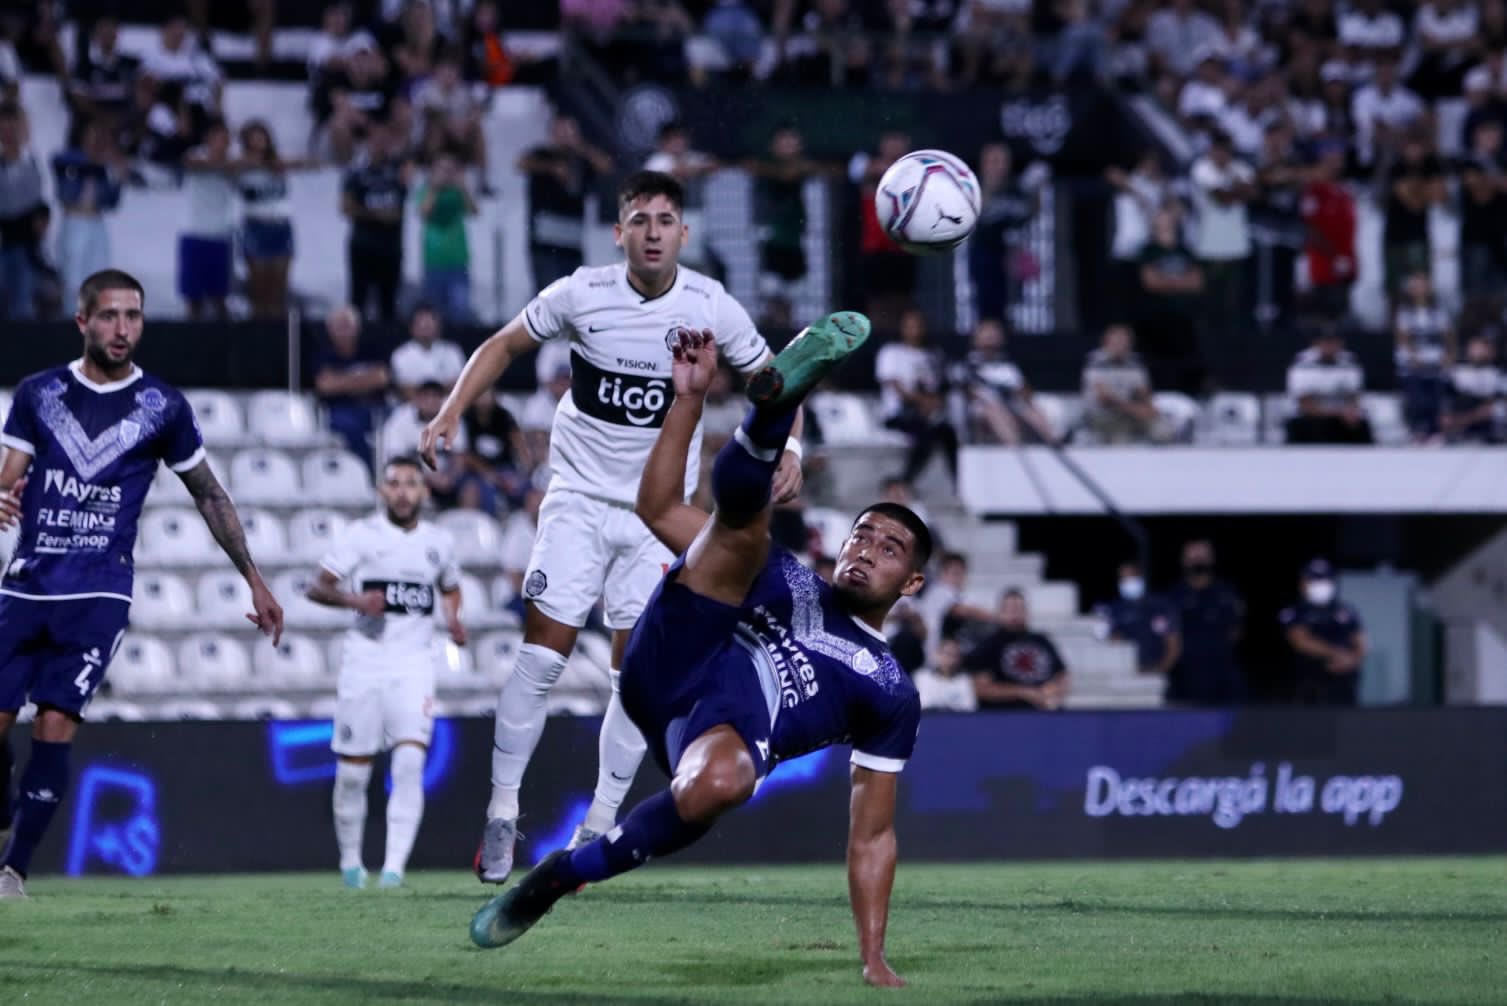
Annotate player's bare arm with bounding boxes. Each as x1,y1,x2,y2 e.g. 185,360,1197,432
0,446,31,529
306,568,386,616
848,764,905,989
179,459,284,644
442,586,466,646
635,329,716,556
420,319,537,468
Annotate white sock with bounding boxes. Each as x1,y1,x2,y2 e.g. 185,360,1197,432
383,745,426,877
583,668,648,835
487,643,568,821
333,760,372,871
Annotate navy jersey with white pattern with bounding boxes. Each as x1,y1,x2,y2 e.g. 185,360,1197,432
1,362,203,602
732,549,921,772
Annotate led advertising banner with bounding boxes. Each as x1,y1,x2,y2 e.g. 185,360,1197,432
29,708,1507,877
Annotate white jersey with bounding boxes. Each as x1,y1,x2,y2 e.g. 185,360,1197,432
521,263,770,504
319,514,461,676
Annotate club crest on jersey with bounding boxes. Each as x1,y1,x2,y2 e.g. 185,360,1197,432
851,648,879,676
426,547,441,567
525,570,548,598
136,388,167,412
117,420,142,448
664,324,695,354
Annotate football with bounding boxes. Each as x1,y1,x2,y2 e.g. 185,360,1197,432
875,148,982,254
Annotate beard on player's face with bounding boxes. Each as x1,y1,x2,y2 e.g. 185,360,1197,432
384,497,421,526
84,333,136,371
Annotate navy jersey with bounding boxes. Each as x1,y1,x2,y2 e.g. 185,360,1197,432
1,362,203,602
732,549,921,773
1280,599,1364,705
1098,595,1180,670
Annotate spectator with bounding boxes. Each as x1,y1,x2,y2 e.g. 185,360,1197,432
8,0,65,80
1441,334,1506,443
1383,132,1446,296
1166,539,1245,705
914,638,978,713
520,114,614,290
1280,558,1366,706
496,483,544,615
1300,138,1356,320
964,589,1070,711
1251,120,1305,329
313,306,391,469
1285,324,1374,444
746,125,829,323
0,100,44,320
521,358,571,472
619,0,694,85
178,119,235,321
971,142,1041,327
1393,270,1456,442
65,17,138,130
644,122,718,271
0,24,18,102
1177,50,1229,129
1146,0,1221,81
237,120,315,320
876,307,959,487
343,120,413,322
1136,203,1205,394
382,380,468,504
852,129,916,332
1337,0,1404,67
322,40,399,166
1097,559,1182,680
52,117,124,314
1460,50,1507,151
884,594,928,675
1411,0,1478,100
704,0,764,79
878,475,931,531
392,0,444,87
183,0,277,71
1458,119,1507,301
1051,0,1110,85
391,303,467,399
466,1,545,89
459,392,531,515
417,149,478,322
1105,149,1171,317
1081,323,1166,444
916,551,997,656
307,2,376,87
1352,52,1425,171
1190,131,1256,370
956,318,1052,445
138,15,224,151
414,50,488,183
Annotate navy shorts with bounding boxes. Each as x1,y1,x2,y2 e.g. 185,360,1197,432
241,218,293,261
620,572,775,781
178,234,232,300
0,594,130,716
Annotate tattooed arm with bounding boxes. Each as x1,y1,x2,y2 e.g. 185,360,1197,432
179,459,285,643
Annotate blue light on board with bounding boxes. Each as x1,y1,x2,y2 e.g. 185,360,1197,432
267,719,456,793
530,796,593,866
66,765,160,877
750,748,835,802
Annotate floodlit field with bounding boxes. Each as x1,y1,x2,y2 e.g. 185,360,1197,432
2,858,1502,1004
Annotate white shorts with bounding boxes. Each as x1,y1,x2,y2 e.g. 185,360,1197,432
522,487,675,631
330,672,435,756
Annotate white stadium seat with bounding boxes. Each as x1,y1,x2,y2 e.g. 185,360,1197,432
240,509,289,561
107,635,177,694
149,452,199,505
301,448,372,505
196,570,254,629
157,699,227,720
176,634,252,692
229,448,302,505
436,509,505,560
274,569,349,630
253,633,328,690
131,572,195,629
476,630,523,685
247,390,324,447
325,636,346,677
306,695,341,720
139,507,216,565
808,391,886,446
1201,393,1262,446
87,700,148,722
572,631,613,674
231,697,301,720
1364,393,1408,445
1152,392,1199,443
438,638,485,688
490,575,519,613
453,571,506,629
289,508,350,561
1030,393,1077,442
184,389,246,448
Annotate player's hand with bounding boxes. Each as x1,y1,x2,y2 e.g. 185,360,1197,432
0,477,26,529
772,451,803,504
419,411,461,470
447,617,468,646
862,958,906,989
247,576,285,646
670,328,718,398
353,589,387,617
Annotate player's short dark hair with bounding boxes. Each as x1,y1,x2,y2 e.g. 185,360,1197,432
416,380,447,395
1001,587,1026,604
78,269,145,316
853,502,933,572
618,170,684,216
384,454,425,476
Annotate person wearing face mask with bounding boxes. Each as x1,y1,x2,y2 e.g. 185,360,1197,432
1280,559,1367,706
1165,539,1246,705
1096,560,1182,680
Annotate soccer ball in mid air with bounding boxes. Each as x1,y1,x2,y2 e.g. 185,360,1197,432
876,149,981,255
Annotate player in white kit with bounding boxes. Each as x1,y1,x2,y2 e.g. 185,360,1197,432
305,455,466,889
420,170,803,883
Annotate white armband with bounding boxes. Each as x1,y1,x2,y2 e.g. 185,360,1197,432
784,437,803,462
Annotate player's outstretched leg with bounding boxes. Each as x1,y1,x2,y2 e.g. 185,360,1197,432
333,758,372,889
746,310,871,409
379,743,426,888
1,725,74,897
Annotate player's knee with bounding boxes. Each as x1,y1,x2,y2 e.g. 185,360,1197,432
32,707,80,743
676,756,755,819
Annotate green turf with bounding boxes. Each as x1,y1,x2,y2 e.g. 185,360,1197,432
2,859,1503,1004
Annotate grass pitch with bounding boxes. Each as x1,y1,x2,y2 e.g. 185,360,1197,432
2,858,1502,1004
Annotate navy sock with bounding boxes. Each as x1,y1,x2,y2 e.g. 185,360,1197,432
710,406,799,523
2,740,71,876
560,790,710,886
0,736,12,829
